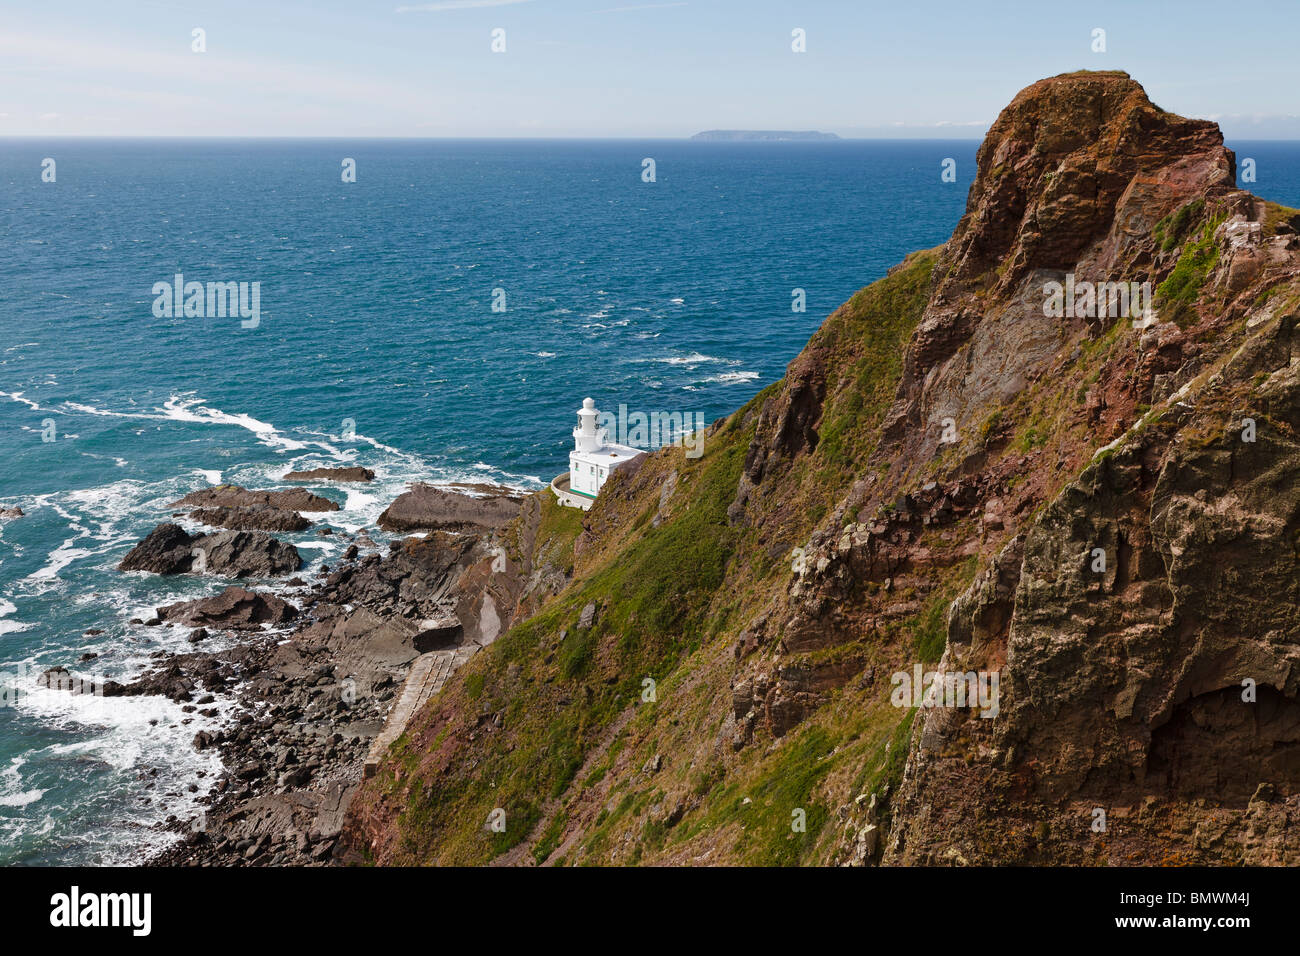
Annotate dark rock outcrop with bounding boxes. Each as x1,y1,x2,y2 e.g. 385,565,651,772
171,485,339,513
283,466,375,482
117,523,198,574
377,484,522,533
189,506,312,533
132,467,574,867
158,586,299,630
118,523,301,577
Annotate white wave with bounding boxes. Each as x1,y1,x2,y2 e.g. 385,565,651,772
635,352,725,366
0,597,28,637
0,757,46,809
25,537,91,583
706,371,760,385
12,679,228,862
343,487,378,513
63,401,152,419
78,451,130,468
160,395,309,452
64,481,157,545
0,391,44,411
0,788,45,808
64,395,311,454
349,431,429,467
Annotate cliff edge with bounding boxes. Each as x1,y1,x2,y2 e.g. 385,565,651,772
345,71,1300,866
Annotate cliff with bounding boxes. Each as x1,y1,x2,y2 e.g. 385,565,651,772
344,71,1300,866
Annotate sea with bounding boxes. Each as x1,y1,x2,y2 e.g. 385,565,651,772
0,138,1294,865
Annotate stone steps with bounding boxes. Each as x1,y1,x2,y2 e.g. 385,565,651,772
363,644,479,778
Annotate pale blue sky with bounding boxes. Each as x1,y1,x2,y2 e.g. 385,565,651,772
3,0,1299,138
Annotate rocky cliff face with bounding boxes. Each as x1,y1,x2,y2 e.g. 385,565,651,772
345,72,1300,866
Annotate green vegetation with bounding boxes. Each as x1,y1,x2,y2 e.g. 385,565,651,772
670,725,838,866
464,671,484,700
815,250,937,471
911,590,950,663
978,409,1004,445
586,439,743,651
529,491,585,575
1262,201,1300,238
1152,198,1204,252
385,418,751,865
1017,423,1049,452
849,707,916,825
1156,213,1226,326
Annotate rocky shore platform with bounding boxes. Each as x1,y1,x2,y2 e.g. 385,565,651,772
42,477,566,866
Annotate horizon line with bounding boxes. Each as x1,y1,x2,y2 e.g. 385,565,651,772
0,137,1294,146
0,133,991,142
4,134,1300,143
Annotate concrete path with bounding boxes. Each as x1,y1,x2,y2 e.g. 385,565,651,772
363,644,479,778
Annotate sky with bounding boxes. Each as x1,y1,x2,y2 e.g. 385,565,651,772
3,0,1300,138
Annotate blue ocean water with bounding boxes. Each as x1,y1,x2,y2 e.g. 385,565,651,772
0,138,1293,865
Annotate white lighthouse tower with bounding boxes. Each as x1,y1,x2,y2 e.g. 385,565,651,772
574,397,604,454
554,397,644,510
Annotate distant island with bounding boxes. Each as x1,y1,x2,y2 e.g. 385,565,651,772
689,129,841,142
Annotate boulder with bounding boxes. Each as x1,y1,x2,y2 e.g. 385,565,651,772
118,523,302,577
197,529,301,577
189,506,311,533
159,586,299,630
170,484,339,513
378,484,522,533
116,523,197,574
282,466,375,482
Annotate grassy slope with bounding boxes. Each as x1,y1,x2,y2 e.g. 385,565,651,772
354,184,1267,865
353,249,944,865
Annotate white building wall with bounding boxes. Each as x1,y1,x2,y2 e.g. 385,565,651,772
569,454,599,498
570,454,621,498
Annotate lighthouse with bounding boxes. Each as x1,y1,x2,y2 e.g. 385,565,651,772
552,397,644,510
574,396,604,454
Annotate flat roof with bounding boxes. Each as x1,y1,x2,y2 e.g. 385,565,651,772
571,443,645,466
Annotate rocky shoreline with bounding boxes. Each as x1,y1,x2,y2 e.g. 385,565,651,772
40,474,556,866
